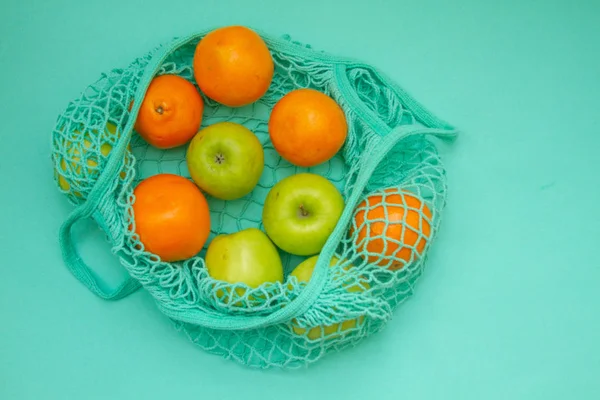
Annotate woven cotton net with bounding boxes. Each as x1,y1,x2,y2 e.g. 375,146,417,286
51,29,457,369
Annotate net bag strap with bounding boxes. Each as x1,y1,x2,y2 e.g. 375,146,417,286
59,209,141,300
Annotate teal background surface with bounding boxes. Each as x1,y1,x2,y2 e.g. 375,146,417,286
1,0,599,398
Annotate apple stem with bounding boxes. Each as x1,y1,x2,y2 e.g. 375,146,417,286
299,204,309,217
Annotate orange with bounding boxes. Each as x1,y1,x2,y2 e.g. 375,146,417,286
132,174,211,262
134,74,204,149
268,88,348,167
193,25,274,107
353,189,432,270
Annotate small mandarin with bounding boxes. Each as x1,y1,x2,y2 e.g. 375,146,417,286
134,74,204,149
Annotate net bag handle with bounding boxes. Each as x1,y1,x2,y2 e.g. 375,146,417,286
59,209,141,300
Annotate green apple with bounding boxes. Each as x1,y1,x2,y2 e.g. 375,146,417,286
289,254,368,340
205,228,284,288
186,121,264,200
262,173,344,256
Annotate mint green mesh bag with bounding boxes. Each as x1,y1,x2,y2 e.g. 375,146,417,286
51,28,458,369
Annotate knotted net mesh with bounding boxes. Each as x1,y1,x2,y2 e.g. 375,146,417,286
51,30,456,369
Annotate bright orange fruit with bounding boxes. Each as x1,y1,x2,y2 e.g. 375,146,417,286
353,189,432,270
193,25,274,107
268,88,348,167
132,174,211,262
134,74,204,149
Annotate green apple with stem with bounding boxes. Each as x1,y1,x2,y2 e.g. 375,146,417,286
262,173,344,256
186,121,264,200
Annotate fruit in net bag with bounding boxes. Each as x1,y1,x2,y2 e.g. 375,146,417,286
193,25,274,107
132,174,211,262
262,173,344,256
289,255,368,340
134,74,204,149
54,122,129,198
205,228,284,288
186,121,264,200
353,188,432,270
268,88,347,167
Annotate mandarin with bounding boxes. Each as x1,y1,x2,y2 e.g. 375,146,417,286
268,88,347,167
353,189,432,270
134,74,204,149
193,25,274,107
132,174,211,262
